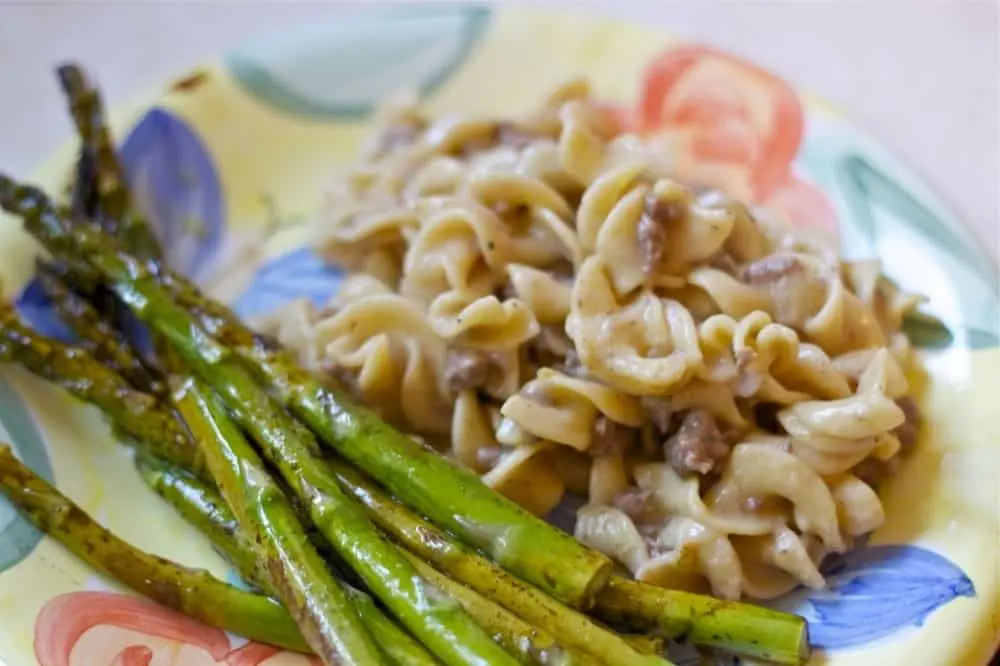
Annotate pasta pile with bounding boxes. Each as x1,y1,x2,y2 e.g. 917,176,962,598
251,81,924,601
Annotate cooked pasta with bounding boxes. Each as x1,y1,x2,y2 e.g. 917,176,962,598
247,80,925,601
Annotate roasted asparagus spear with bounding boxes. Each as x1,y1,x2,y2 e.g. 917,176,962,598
329,460,669,666
57,63,162,259
0,298,204,478
401,550,599,666
137,450,448,666
171,376,389,665
328,460,808,666
33,258,164,395
138,452,602,666
0,443,307,653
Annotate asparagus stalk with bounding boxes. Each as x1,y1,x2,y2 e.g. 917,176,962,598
1,176,521,666
284,367,610,609
0,443,308,652
68,134,99,220
34,259,165,396
171,376,385,665
134,452,256,580
328,460,668,666
134,452,440,666
173,373,514,666
56,64,140,337
0,300,205,478
347,588,443,666
622,635,665,656
399,550,598,666
597,577,809,666
327,461,807,664
147,262,612,610
57,64,102,221
57,63,162,260
58,63,185,388
136,451,337,591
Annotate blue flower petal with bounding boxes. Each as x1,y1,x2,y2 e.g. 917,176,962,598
225,566,254,592
0,377,54,573
769,544,976,650
232,248,344,320
14,278,78,342
15,278,154,357
120,107,225,280
225,5,491,119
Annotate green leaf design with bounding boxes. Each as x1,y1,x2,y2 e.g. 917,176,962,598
901,312,1000,351
837,154,999,350
225,5,491,119
839,155,996,281
901,312,954,350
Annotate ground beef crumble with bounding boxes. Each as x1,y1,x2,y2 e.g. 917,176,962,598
589,415,634,457
637,193,685,275
612,487,667,526
664,409,730,476
741,254,805,285
444,348,498,393
893,396,921,454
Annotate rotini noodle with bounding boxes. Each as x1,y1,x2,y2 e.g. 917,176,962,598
504,264,572,323
428,292,539,349
482,444,565,517
567,256,702,395
500,368,644,451
313,293,452,434
451,389,500,473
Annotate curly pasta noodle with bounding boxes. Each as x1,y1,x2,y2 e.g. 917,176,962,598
250,81,926,601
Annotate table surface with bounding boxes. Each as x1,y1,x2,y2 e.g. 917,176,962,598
0,2,998,665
